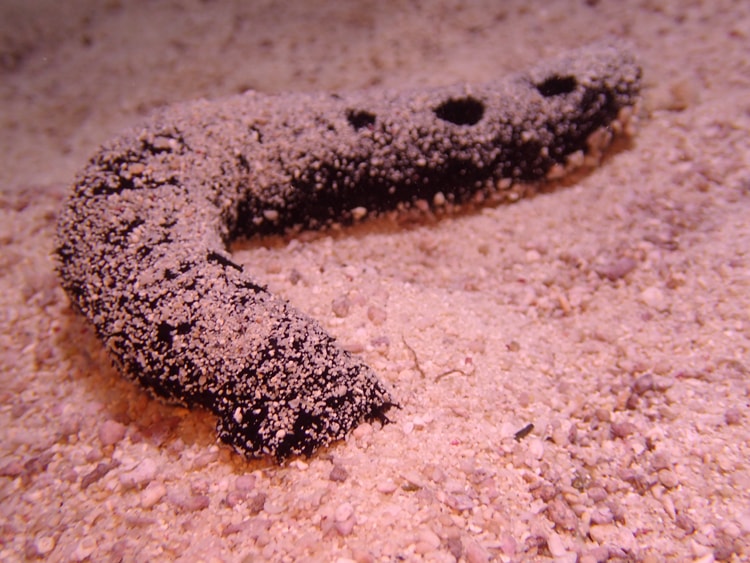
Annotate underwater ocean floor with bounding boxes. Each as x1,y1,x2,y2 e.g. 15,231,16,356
1,1,750,561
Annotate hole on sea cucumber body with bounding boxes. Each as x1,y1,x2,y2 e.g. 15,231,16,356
434,97,485,125
347,109,376,130
535,75,578,97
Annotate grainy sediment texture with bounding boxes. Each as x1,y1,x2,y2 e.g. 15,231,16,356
2,1,750,561
56,44,639,460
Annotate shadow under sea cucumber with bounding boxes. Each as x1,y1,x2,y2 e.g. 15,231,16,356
55,42,641,460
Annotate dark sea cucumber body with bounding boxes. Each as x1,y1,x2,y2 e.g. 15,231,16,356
56,43,641,460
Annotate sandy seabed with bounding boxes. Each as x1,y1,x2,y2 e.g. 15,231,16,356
1,1,750,561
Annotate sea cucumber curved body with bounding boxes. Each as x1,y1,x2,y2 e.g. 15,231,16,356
56,43,641,460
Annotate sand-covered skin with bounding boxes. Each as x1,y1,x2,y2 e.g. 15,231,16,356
2,1,750,561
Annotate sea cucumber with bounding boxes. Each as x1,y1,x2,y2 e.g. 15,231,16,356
56,43,641,460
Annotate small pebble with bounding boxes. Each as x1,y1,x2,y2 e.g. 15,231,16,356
498,532,517,556
329,464,348,482
595,257,637,281
632,373,654,395
414,529,441,551
61,466,79,483
59,414,82,438
725,407,742,425
224,490,248,507
247,492,266,514
334,502,356,536
120,458,157,489
546,531,567,557
376,479,397,494
423,463,446,483
331,502,352,523
335,518,356,537
370,335,390,353
98,420,126,446
547,497,578,531
446,536,463,559
352,422,373,439
33,536,56,556
587,486,608,503
551,420,574,446
191,477,210,495
618,468,650,492
80,461,119,490
332,296,351,317
590,507,614,525
611,421,637,439
192,450,218,469
367,306,387,325
589,524,636,551
235,474,256,491
141,482,167,508
444,493,474,512
0,460,23,477
581,546,610,563
651,452,672,471
737,511,750,534
527,438,545,460
639,286,669,312
713,533,739,561
625,393,640,410
525,249,541,262
669,78,700,110
400,471,423,490
82,447,103,465
658,469,679,489
168,489,210,512
534,483,559,502
464,540,491,563
72,536,97,561
675,513,697,534
288,268,302,284
721,521,741,539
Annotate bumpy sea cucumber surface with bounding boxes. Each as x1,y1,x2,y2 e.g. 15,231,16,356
56,43,641,460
